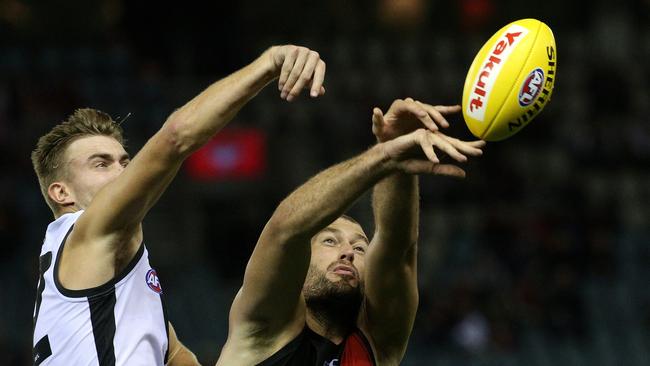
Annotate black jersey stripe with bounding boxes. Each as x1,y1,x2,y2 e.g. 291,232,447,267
33,251,52,331
161,290,170,363
89,288,117,366
33,334,52,365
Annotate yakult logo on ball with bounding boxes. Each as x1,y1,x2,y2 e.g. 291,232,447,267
467,25,529,122
518,68,544,106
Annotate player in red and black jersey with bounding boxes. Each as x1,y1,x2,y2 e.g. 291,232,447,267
217,99,485,366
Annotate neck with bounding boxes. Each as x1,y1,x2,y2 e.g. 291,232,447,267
305,296,359,344
56,203,82,219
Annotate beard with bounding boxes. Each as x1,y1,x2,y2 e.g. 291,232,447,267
303,264,363,336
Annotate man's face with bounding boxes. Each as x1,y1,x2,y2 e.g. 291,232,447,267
303,217,369,298
60,135,130,210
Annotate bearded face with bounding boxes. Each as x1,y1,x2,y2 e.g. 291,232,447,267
303,217,368,316
303,263,363,305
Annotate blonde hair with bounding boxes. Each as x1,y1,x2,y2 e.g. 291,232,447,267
31,108,125,214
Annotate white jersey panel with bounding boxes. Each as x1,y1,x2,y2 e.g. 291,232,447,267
32,211,169,366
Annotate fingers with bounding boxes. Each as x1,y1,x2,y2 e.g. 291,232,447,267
420,103,462,127
372,107,384,122
390,98,460,131
427,133,467,162
409,101,462,128
278,47,298,92
278,47,325,101
310,60,326,97
286,51,319,101
415,129,486,164
281,49,308,100
400,160,437,174
372,108,384,135
432,104,462,115
437,134,485,157
417,101,451,128
467,140,486,148
396,98,438,131
432,164,466,178
384,129,483,177
417,129,439,163
400,160,466,178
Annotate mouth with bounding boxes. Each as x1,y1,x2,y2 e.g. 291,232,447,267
331,265,357,278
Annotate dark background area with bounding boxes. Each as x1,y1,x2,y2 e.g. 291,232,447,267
1,0,649,364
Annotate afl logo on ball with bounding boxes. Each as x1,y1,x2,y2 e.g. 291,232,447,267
518,68,544,107
145,269,162,294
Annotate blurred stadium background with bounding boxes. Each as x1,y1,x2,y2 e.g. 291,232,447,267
1,0,649,364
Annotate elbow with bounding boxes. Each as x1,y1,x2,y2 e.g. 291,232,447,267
263,216,298,244
161,110,203,158
263,209,311,246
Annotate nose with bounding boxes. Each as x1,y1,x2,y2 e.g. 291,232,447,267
339,244,355,263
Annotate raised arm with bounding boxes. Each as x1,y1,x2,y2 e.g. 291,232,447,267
228,145,392,342
360,99,485,363
227,120,480,346
69,45,326,256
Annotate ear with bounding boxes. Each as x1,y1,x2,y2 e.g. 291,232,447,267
48,182,75,208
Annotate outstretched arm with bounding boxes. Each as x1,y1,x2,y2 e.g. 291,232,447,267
229,145,392,341
68,46,326,270
228,122,481,346
362,171,420,364
361,99,484,363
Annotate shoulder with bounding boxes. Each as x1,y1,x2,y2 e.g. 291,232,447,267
41,211,84,252
46,211,83,235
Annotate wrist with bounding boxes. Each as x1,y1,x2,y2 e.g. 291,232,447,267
370,143,398,174
257,47,280,81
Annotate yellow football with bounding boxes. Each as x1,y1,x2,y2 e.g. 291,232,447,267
462,19,557,141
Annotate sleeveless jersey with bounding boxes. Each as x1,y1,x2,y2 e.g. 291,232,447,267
258,326,376,366
32,211,169,366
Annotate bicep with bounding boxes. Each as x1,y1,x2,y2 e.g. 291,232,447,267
229,220,310,335
359,236,419,358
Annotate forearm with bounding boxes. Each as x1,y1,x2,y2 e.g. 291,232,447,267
270,145,393,239
372,172,419,248
360,165,420,363
165,50,276,156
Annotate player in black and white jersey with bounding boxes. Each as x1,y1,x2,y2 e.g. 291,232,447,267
30,45,327,365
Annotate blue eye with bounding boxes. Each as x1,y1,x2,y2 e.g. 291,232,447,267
323,238,336,245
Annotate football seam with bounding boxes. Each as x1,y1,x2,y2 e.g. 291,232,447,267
481,20,543,140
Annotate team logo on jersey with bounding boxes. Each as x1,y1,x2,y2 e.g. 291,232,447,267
145,269,163,294
518,68,545,107
323,359,339,366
